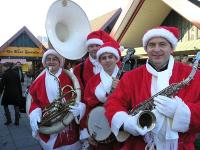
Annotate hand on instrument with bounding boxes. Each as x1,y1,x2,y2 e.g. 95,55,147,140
151,109,165,133
123,112,148,136
88,136,98,147
111,77,120,90
80,128,97,149
154,95,179,118
69,101,86,121
81,139,90,150
29,108,42,134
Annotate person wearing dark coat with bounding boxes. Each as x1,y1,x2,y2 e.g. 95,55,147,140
12,62,24,116
0,62,22,125
12,62,24,83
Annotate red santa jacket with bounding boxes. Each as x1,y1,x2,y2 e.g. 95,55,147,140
74,58,121,130
74,58,121,93
105,62,200,150
73,58,95,91
84,73,122,150
81,74,104,130
29,70,80,149
84,74,104,106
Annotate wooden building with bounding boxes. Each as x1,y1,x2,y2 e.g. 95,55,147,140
109,0,200,60
0,26,47,77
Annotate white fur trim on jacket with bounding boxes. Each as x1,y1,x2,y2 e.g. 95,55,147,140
143,28,178,50
146,55,174,93
111,111,129,137
172,97,191,132
95,82,107,103
45,68,62,103
145,56,179,150
89,55,102,74
86,38,103,46
29,107,42,119
29,107,42,138
97,46,120,61
79,128,90,141
95,66,119,103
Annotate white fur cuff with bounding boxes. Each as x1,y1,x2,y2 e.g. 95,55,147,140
111,111,129,136
29,107,42,119
172,98,191,132
80,128,90,141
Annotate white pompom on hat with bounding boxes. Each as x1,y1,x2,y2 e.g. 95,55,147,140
97,42,121,62
42,49,64,67
142,26,180,50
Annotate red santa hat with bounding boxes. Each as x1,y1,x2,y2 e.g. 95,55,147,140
86,30,117,47
42,49,64,67
97,42,121,61
142,26,179,50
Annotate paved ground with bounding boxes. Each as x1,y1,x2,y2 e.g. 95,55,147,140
0,106,41,150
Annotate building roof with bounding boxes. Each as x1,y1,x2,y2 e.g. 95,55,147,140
0,26,46,51
110,0,200,50
110,0,171,48
90,8,121,31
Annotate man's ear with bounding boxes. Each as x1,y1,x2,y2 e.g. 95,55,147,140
170,49,174,54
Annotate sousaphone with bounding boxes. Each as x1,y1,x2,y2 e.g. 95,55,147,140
46,0,91,60
26,0,91,134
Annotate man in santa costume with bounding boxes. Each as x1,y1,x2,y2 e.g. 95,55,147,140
73,30,119,90
83,42,122,150
73,30,121,144
105,26,200,150
29,49,86,150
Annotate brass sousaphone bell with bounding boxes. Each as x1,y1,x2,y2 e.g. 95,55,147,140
45,0,91,60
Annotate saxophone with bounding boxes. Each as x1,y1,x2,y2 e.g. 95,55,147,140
118,52,200,142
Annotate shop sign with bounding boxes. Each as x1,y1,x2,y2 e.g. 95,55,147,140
0,46,43,57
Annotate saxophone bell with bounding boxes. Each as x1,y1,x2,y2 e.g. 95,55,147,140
137,110,156,131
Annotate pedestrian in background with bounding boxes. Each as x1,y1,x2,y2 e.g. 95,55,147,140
13,62,25,115
13,62,24,83
180,54,189,64
0,62,22,125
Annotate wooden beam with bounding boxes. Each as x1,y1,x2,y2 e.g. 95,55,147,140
162,0,200,29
